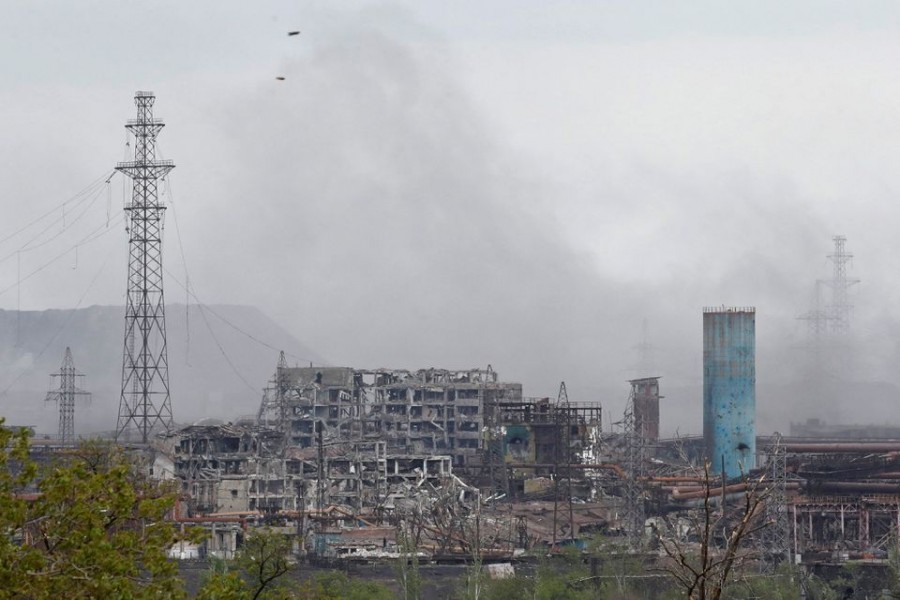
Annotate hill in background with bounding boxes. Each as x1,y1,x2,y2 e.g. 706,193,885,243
0,304,325,435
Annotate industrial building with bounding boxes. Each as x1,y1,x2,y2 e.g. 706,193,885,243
256,362,523,467
22,91,900,595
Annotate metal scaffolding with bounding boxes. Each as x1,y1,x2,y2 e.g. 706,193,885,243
115,91,175,443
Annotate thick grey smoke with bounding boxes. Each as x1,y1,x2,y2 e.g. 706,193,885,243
174,26,650,401
3,7,900,438
133,17,900,436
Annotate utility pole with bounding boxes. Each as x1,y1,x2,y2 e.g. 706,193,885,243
44,347,90,444
115,91,175,443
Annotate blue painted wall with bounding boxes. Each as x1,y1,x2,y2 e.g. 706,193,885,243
703,309,756,479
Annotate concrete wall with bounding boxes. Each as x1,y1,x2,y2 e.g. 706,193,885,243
703,308,756,479
216,479,250,513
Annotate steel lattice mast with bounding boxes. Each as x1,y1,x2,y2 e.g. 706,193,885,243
827,235,859,336
45,347,90,444
622,382,646,550
115,91,175,442
761,432,790,565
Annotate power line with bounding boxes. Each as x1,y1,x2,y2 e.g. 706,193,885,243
194,302,259,394
156,144,192,367
163,268,325,366
0,250,114,398
0,212,124,298
156,141,324,370
0,170,115,248
0,178,110,267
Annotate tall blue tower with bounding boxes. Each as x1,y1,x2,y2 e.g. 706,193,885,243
703,307,756,479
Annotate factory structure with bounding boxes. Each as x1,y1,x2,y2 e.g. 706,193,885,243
21,93,900,588
155,302,900,567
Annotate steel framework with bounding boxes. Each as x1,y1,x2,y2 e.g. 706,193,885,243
482,365,510,498
551,382,576,547
622,381,646,549
761,432,790,564
44,347,90,444
257,351,292,435
115,91,176,442
827,235,859,336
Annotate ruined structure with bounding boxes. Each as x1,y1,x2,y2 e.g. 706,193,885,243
257,364,521,467
169,362,605,557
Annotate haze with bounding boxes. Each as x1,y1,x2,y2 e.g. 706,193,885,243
1,1,898,435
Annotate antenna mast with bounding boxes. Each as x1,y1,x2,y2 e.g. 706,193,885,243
115,91,175,442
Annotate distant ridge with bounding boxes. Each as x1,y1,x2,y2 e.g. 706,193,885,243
0,304,326,435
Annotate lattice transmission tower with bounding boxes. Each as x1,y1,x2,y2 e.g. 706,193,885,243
798,280,831,344
44,347,90,444
258,352,288,423
622,381,646,549
826,235,859,336
761,432,790,565
551,382,575,548
115,91,176,443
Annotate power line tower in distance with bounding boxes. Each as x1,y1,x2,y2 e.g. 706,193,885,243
115,91,176,443
826,235,859,337
44,347,90,445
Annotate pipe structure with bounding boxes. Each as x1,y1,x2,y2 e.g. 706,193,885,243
808,481,900,494
669,481,802,501
644,476,708,483
172,499,247,528
783,442,900,453
504,463,627,478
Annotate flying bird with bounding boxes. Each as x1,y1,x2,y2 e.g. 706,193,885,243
288,31,300,36
276,76,286,81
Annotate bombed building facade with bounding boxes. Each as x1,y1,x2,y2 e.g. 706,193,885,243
166,361,608,557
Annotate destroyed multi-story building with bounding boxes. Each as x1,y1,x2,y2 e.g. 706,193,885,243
172,364,521,513
257,363,523,467
170,361,603,530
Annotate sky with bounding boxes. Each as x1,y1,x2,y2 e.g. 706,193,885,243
1,1,900,434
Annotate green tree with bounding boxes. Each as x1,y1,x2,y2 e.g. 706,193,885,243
396,524,422,600
480,575,534,600
0,422,39,595
196,557,248,600
295,571,393,600
658,461,771,600
0,430,193,599
240,529,293,599
199,528,294,600
722,563,841,600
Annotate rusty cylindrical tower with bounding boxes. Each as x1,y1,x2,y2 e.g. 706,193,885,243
703,307,756,479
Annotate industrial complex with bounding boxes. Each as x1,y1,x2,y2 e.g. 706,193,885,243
19,92,900,594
